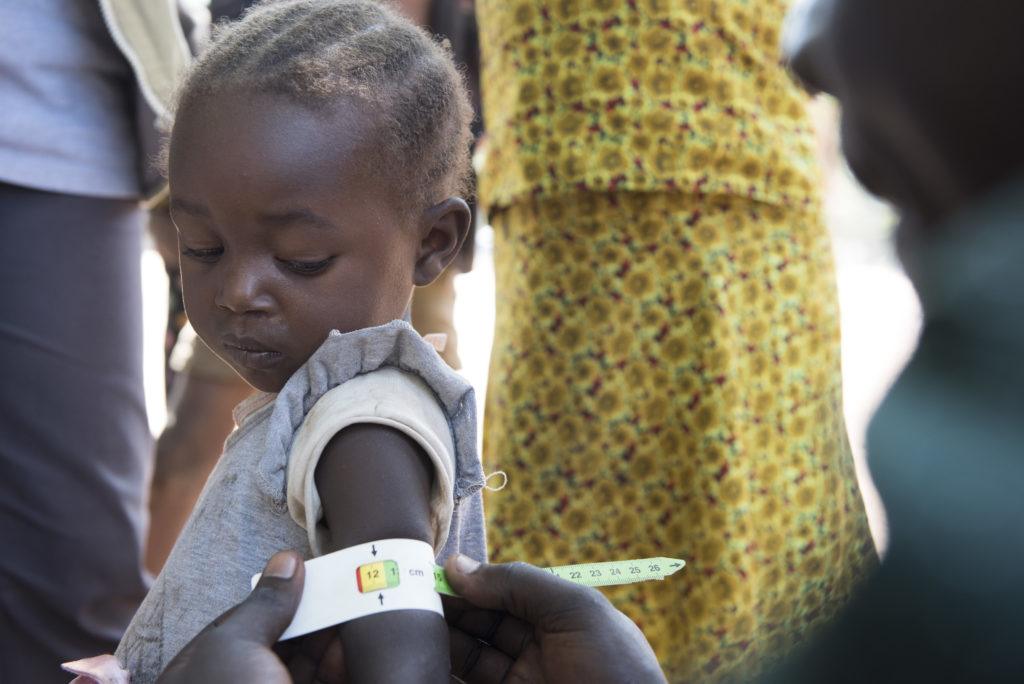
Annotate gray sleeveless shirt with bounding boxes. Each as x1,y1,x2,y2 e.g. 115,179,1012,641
115,321,487,682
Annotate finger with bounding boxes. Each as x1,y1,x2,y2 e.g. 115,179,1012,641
448,625,516,684
316,637,344,683
215,550,305,645
441,593,474,624
450,607,534,660
281,626,334,662
444,556,600,628
281,627,336,684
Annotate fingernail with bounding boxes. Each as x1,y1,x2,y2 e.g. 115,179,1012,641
264,552,298,579
453,554,481,574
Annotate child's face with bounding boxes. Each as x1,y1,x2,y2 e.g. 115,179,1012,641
168,91,421,392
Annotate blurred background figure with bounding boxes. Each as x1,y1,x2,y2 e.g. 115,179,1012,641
763,0,1024,678
0,1,188,680
474,0,876,679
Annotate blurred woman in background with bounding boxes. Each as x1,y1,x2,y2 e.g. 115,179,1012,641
476,1,876,679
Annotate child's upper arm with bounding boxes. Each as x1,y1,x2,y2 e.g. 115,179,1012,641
286,368,458,557
314,423,435,549
314,423,450,683
300,370,454,683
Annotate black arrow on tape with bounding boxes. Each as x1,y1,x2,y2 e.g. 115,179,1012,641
371,545,378,556
378,593,384,606
670,563,681,568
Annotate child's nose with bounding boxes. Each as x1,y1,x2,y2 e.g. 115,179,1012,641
215,259,273,314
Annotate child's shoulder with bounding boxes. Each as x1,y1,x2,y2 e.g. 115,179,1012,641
286,321,486,533
300,366,449,441
294,320,472,413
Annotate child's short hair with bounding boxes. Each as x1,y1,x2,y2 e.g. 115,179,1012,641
172,0,474,210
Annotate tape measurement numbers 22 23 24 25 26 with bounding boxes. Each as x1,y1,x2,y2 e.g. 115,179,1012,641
432,557,686,596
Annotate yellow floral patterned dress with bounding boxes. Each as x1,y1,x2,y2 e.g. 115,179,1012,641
476,1,877,681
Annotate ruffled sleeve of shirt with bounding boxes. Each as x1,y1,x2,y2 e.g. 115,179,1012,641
286,367,457,556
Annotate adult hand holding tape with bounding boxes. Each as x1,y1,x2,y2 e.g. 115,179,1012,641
243,539,678,683
442,554,668,684
156,544,673,682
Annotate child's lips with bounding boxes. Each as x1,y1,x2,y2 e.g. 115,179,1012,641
222,334,284,371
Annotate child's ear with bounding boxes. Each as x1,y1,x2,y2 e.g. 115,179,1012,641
413,197,471,286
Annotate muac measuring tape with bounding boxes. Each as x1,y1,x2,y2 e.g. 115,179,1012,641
254,539,686,641
433,556,685,595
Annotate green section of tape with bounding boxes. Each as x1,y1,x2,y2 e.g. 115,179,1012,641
434,566,457,596
433,557,685,597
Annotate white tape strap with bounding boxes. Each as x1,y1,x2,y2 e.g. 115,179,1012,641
251,538,442,641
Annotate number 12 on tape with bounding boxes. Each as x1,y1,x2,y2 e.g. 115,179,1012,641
356,560,401,592
433,557,685,596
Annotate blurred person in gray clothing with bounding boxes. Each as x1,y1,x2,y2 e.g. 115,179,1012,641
0,1,188,680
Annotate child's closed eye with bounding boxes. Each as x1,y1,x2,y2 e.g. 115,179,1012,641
278,256,335,275
181,246,224,263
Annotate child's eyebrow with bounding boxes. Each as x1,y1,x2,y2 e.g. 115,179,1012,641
258,207,338,231
169,197,211,218
168,199,337,231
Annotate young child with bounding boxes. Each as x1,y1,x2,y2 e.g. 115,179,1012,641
111,1,486,681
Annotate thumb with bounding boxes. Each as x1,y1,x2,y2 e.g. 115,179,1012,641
215,550,305,645
444,555,594,627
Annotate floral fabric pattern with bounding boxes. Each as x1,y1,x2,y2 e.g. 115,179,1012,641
483,192,876,681
476,1,878,679
477,0,820,209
